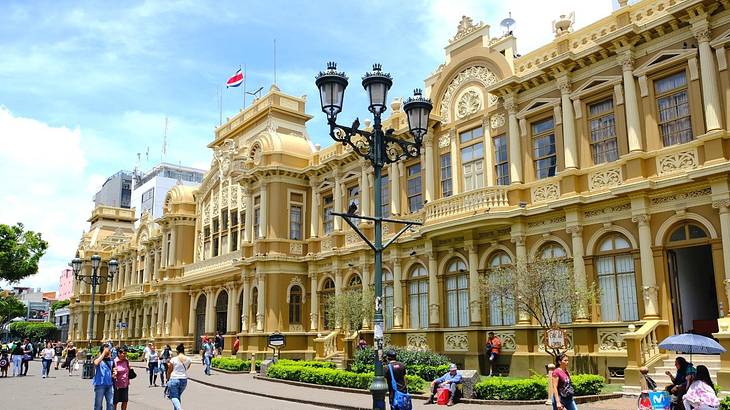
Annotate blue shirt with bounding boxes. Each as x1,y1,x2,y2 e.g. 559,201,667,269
93,358,114,386
435,371,462,385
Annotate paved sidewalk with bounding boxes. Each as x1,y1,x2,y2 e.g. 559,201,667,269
158,357,636,410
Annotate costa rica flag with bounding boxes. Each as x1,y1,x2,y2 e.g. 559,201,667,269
226,68,243,87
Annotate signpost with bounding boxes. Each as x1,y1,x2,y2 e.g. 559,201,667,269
116,321,128,347
543,327,568,351
267,331,286,359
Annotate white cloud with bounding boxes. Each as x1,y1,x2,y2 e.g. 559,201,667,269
0,106,99,291
420,0,616,61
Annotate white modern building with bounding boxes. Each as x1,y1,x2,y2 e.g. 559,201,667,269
131,162,206,223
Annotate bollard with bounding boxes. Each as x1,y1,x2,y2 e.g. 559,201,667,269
250,352,256,374
546,363,556,406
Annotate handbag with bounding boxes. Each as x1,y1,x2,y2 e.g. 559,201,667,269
129,368,137,379
558,379,575,399
388,364,412,410
22,354,31,362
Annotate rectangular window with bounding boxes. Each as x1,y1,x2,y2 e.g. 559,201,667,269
459,127,483,144
204,226,210,238
323,195,334,234
407,163,423,212
230,230,238,251
347,185,360,215
290,205,302,240
212,237,219,257
220,235,228,255
253,207,261,239
655,71,692,146
446,274,470,327
384,284,394,330
597,254,639,322
461,142,484,191
212,217,219,234
141,188,155,215
588,99,618,164
440,154,452,197
239,210,246,232
409,279,429,329
221,209,229,230
230,209,238,227
532,117,556,179
493,134,510,185
380,175,390,217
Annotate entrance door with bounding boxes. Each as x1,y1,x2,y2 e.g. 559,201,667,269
195,294,207,351
667,245,718,336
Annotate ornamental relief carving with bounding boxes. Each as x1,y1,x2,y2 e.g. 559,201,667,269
439,66,498,123
490,113,505,129
650,187,711,206
321,237,335,251
438,135,451,148
656,149,698,176
494,331,516,352
455,89,482,119
289,242,303,255
444,332,469,351
588,168,623,191
451,16,484,43
406,333,429,351
531,183,561,203
345,231,359,247
598,329,627,352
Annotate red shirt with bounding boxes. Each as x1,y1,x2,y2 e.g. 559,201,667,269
232,339,240,353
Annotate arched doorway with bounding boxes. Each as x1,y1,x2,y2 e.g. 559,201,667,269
665,222,718,335
216,290,228,334
195,294,206,351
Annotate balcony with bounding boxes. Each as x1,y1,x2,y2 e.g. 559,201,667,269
425,186,509,222
183,249,242,276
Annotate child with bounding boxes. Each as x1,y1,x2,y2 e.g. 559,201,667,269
0,351,9,377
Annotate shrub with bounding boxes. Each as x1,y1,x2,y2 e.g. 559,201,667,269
8,321,59,341
721,396,730,410
211,357,261,371
126,352,141,361
474,377,548,400
276,359,336,369
267,363,428,394
352,347,450,372
571,374,604,396
354,362,450,382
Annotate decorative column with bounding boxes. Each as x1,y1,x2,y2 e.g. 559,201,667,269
333,171,343,231
466,242,482,324
256,275,265,332
310,178,320,237
632,214,659,318
427,253,440,326
132,256,138,285
360,162,370,217
188,292,195,336
205,287,215,334
245,185,254,242
169,228,177,267
503,96,523,183
158,297,165,336
557,75,577,169
360,265,371,329
259,180,268,238
161,229,168,269
693,23,723,132
165,293,172,335
154,248,161,281
392,258,403,329
618,53,644,152
714,200,730,312
241,275,250,332
391,163,401,215
142,306,149,338
512,234,531,324
567,225,589,321
226,283,238,333
449,130,461,195
424,135,435,203
334,269,343,329
309,273,318,331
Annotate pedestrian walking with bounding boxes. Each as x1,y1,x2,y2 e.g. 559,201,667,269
146,344,160,387
63,342,78,376
201,336,214,375
11,340,23,377
40,341,54,378
160,344,172,387
21,338,33,376
424,363,462,406
683,365,719,409
53,341,64,370
93,344,115,410
165,343,192,410
0,349,9,377
214,332,224,357
383,350,408,409
113,346,131,410
552,353,577,410
485,331,502,376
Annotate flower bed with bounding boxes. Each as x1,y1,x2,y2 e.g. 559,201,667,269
473,374,605,400
267,362,427,393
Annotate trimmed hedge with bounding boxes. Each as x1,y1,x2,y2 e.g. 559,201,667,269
267,363,427,393
353,363,450,382
126,352,141,361
353,347,450,371
473,374,605,400
721,396,730,410
211,357,262,371
275,359,337,369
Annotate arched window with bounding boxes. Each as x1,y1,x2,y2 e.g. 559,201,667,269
596,234,638,322
445,259,469,327
488,252,515,326
669,223,708,242
538,242,571,324
216,290,228,334
289,285,303,325
383,270,394,330
319,278,335,330
408,265,429,329
347,274,362,289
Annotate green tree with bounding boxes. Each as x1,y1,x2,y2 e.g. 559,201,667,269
51,299,70,314
0,294,26,325
325,287,375,333
0,223,48,283
9,321,58,340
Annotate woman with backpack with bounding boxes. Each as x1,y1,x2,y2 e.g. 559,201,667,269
160,344,172,387
552,353,577,410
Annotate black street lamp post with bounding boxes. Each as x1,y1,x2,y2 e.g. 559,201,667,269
316,62,432,410
71,252,117,379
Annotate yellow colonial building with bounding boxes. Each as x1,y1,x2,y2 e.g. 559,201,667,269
69,0,730,388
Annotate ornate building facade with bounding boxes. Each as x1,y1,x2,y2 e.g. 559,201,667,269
69,0,730,387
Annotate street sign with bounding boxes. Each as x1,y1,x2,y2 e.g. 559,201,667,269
267,332,286,348
116,322,128,329
544,328,567,350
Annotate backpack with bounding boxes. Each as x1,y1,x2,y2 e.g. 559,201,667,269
388,364,412,410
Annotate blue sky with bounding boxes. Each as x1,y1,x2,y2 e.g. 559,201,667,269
0,0,616,291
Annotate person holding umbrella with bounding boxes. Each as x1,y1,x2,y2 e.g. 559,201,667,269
664,356,690,399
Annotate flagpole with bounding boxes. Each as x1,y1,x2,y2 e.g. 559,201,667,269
243,63,247,109
273,38,277,85
219,86,223,126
